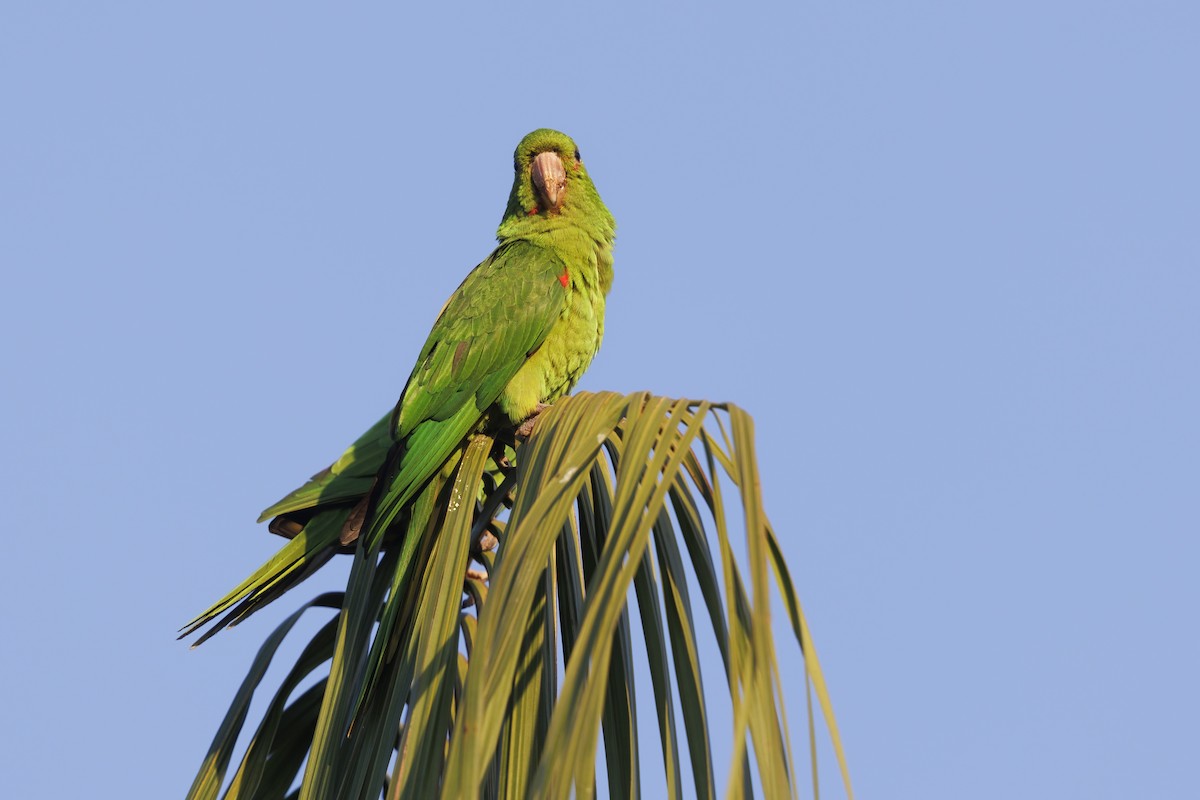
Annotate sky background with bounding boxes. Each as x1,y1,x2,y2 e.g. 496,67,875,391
2,2,1197,798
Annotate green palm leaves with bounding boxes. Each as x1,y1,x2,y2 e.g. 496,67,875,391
187,392,853,800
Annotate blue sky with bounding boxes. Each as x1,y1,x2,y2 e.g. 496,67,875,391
2,3,1197,797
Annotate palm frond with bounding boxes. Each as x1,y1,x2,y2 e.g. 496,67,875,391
188,392,853,800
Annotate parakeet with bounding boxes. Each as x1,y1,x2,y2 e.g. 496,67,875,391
183,129,615,642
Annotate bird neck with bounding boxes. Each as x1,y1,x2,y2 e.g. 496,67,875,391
497,210,615,294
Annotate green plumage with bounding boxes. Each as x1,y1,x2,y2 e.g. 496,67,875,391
183,129,615,641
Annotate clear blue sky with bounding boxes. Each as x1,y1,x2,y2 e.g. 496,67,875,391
2,3,1196,797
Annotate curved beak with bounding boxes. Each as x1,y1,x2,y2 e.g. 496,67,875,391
531,151,567,211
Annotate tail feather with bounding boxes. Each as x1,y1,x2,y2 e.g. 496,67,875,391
180,509,348,643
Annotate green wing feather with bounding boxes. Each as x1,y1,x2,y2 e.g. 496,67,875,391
256,412,393,522
362,239,569,548
182,239,568,640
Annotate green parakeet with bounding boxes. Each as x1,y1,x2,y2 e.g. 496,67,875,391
183,129,615,642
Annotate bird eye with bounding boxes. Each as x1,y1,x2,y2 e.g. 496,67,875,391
574,149,581,162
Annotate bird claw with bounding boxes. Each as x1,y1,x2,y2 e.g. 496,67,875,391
515,403,552,439
462,565,490,609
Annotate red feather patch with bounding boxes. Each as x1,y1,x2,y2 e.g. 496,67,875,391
559,268,569,288
527,206,539,216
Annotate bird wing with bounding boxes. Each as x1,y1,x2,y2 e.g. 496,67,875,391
259,238,567,524
361,239,569,546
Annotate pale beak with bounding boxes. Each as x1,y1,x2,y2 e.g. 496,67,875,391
530,151,567,211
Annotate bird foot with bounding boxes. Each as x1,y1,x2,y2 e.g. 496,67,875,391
462,565,490,609
515,403,552,440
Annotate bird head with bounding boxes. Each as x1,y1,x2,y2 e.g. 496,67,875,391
502,129,597,220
